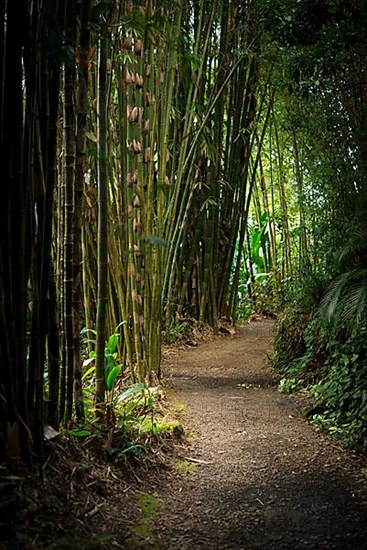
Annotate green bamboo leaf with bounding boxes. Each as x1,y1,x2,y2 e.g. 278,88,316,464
81,328,97,336
82,364,96,379
83,339,96,346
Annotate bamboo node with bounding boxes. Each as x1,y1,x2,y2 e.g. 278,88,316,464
134,39,143,56
126,70,135,85
133,139,142,154
133,194,141,208
135,74,144,89
134,244,142,257
129,106,139,123
133,219,141,233
127,140,135,155
126,173,133,187
143,147,151,163
122,36,132,51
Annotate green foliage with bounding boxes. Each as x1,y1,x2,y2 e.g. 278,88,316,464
236,215,281,321
287,272,329,312
278,377,302,394
272,297,367,450
308,326,367,447
319,227,367,326
71,335,183,458
76,325,181,456
250,213,270,273
81,322,126,392
270,305,310,373
165,320,193,343
236,278,278,321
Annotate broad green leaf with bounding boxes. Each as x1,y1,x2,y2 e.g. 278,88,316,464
106,333,119,355
105,353,115,377
82,339,96,346
106,365,122,391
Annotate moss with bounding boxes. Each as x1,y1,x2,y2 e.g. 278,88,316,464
156,420,184,436
185,431,198,442
138,417,184,437
128,493,164,546
175,459,197,474
138,492,163,519
172,401,187,414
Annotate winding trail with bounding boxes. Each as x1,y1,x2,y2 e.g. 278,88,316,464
152,321,367,549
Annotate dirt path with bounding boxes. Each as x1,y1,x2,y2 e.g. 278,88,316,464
150,321,367,549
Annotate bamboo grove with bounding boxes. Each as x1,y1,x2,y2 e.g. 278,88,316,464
0,0,267,462
3,0,367,464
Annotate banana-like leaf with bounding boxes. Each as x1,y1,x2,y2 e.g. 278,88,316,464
106,365,122,391
106,333,119,355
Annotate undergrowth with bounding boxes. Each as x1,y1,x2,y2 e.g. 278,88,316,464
271,274,367,454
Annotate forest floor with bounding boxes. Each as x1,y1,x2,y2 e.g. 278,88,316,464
3,320,367,549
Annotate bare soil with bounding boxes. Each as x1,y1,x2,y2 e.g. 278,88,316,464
150,320,367,549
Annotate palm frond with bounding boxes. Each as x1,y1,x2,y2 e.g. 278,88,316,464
319,270,358,319
338,226,367,265
337,281,367,325
319,268,367,325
